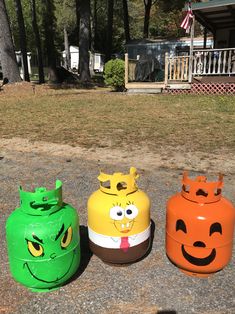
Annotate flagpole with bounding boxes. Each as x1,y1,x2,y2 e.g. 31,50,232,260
189,15,195,83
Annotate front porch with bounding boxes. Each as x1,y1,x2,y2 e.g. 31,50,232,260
125,48,235,94
125,0,235,94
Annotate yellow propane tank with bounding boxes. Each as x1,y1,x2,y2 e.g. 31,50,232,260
87,167,151,264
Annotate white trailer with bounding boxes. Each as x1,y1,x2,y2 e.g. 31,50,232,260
62,46,104,73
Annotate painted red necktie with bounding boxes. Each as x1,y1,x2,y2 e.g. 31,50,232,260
120,237,130,252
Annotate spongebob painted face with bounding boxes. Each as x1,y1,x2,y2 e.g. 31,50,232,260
110,202,138,233
88,167,151,264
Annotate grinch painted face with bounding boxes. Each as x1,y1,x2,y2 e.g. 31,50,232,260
22,220,79,288
6,181,80,291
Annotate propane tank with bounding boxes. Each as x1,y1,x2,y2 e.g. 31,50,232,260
166,172,235,277
6,180,80,291
88,167,151,264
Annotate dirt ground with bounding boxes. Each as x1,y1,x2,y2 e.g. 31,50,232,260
0,137,234,176
0,144,234,314
0,83,234,313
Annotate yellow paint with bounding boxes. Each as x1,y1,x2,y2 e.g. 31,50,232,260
88,167,150,236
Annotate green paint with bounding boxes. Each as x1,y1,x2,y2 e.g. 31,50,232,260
6,180,80,292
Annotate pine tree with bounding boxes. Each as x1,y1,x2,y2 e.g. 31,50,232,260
79,0,91,81
0,0,21,83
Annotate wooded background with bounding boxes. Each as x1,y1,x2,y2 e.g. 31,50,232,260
0,0,201,84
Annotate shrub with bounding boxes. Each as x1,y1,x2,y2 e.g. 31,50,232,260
104,59,125,91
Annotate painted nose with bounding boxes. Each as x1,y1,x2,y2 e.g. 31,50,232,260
193,241,206,248
50,253,57,259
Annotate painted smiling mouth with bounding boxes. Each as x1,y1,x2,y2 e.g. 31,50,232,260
23,250,75,283
181,245,216,266
114,221,133,233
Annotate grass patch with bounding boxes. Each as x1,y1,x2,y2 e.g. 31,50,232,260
0,87,234,154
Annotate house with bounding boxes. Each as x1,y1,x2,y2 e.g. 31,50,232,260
125,0,235,94
126,37,214,66
61,46,104,74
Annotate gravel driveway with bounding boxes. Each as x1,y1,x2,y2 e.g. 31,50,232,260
0,147,234,314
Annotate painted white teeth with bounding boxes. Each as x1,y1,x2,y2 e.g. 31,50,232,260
122,224,124,228
126,222,130,228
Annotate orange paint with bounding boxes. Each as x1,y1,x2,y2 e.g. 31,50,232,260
166,172,235,277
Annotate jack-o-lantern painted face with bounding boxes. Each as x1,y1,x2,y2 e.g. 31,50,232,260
166,172,235,277
176,219,222,266
6,181,80,291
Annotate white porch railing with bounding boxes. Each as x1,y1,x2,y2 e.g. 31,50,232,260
193,48,235,76
165,53,190,82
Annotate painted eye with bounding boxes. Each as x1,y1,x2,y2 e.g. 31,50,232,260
61,226,73,249
125,205,138,219
110,206,124,220
27,240,44,257
176,219,187,233
210,222,222,236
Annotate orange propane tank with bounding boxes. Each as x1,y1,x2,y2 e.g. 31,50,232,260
166,172,235,277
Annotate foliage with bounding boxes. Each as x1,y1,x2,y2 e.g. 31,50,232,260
55,0,77,45
5,0,202,57
104,59,125,91
150,4,186,38
3,0,204,81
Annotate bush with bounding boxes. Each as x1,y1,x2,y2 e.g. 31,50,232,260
104,59,125,91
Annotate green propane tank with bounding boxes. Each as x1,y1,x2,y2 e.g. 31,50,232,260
6,180,80,292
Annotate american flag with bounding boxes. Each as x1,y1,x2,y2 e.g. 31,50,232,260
180,2,194,34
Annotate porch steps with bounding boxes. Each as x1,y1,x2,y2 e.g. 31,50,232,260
127,88,162,94
166,83,191,90
126,82,164,93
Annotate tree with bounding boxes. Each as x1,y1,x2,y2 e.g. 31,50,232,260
63,26,70,69
30,0,44,83
150,0,189,38
143,0,153,38
90,0,107,54
75,0,80,39
91,0,97,51
41,0,58,83
105,0,113,61
14,0,30,81
122,0,130,43
0,0,21,82
55,0,77,70
78,0,91,81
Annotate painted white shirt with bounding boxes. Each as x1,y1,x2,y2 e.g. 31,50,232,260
88,224,151,249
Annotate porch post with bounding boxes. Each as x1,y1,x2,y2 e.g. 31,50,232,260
189,15,195,83
164,52,169,85
125,53,128,86
203,27,207,49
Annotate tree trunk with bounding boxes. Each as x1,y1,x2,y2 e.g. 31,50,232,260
75,0,80,40
105,0,113,62
14,0,30,81
79,0,91,82
93,0,98,51
0,0,21,83
64,26,70,70
143,0,152,38
42,0,58,83
122,0,130,43
30,0,45,84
